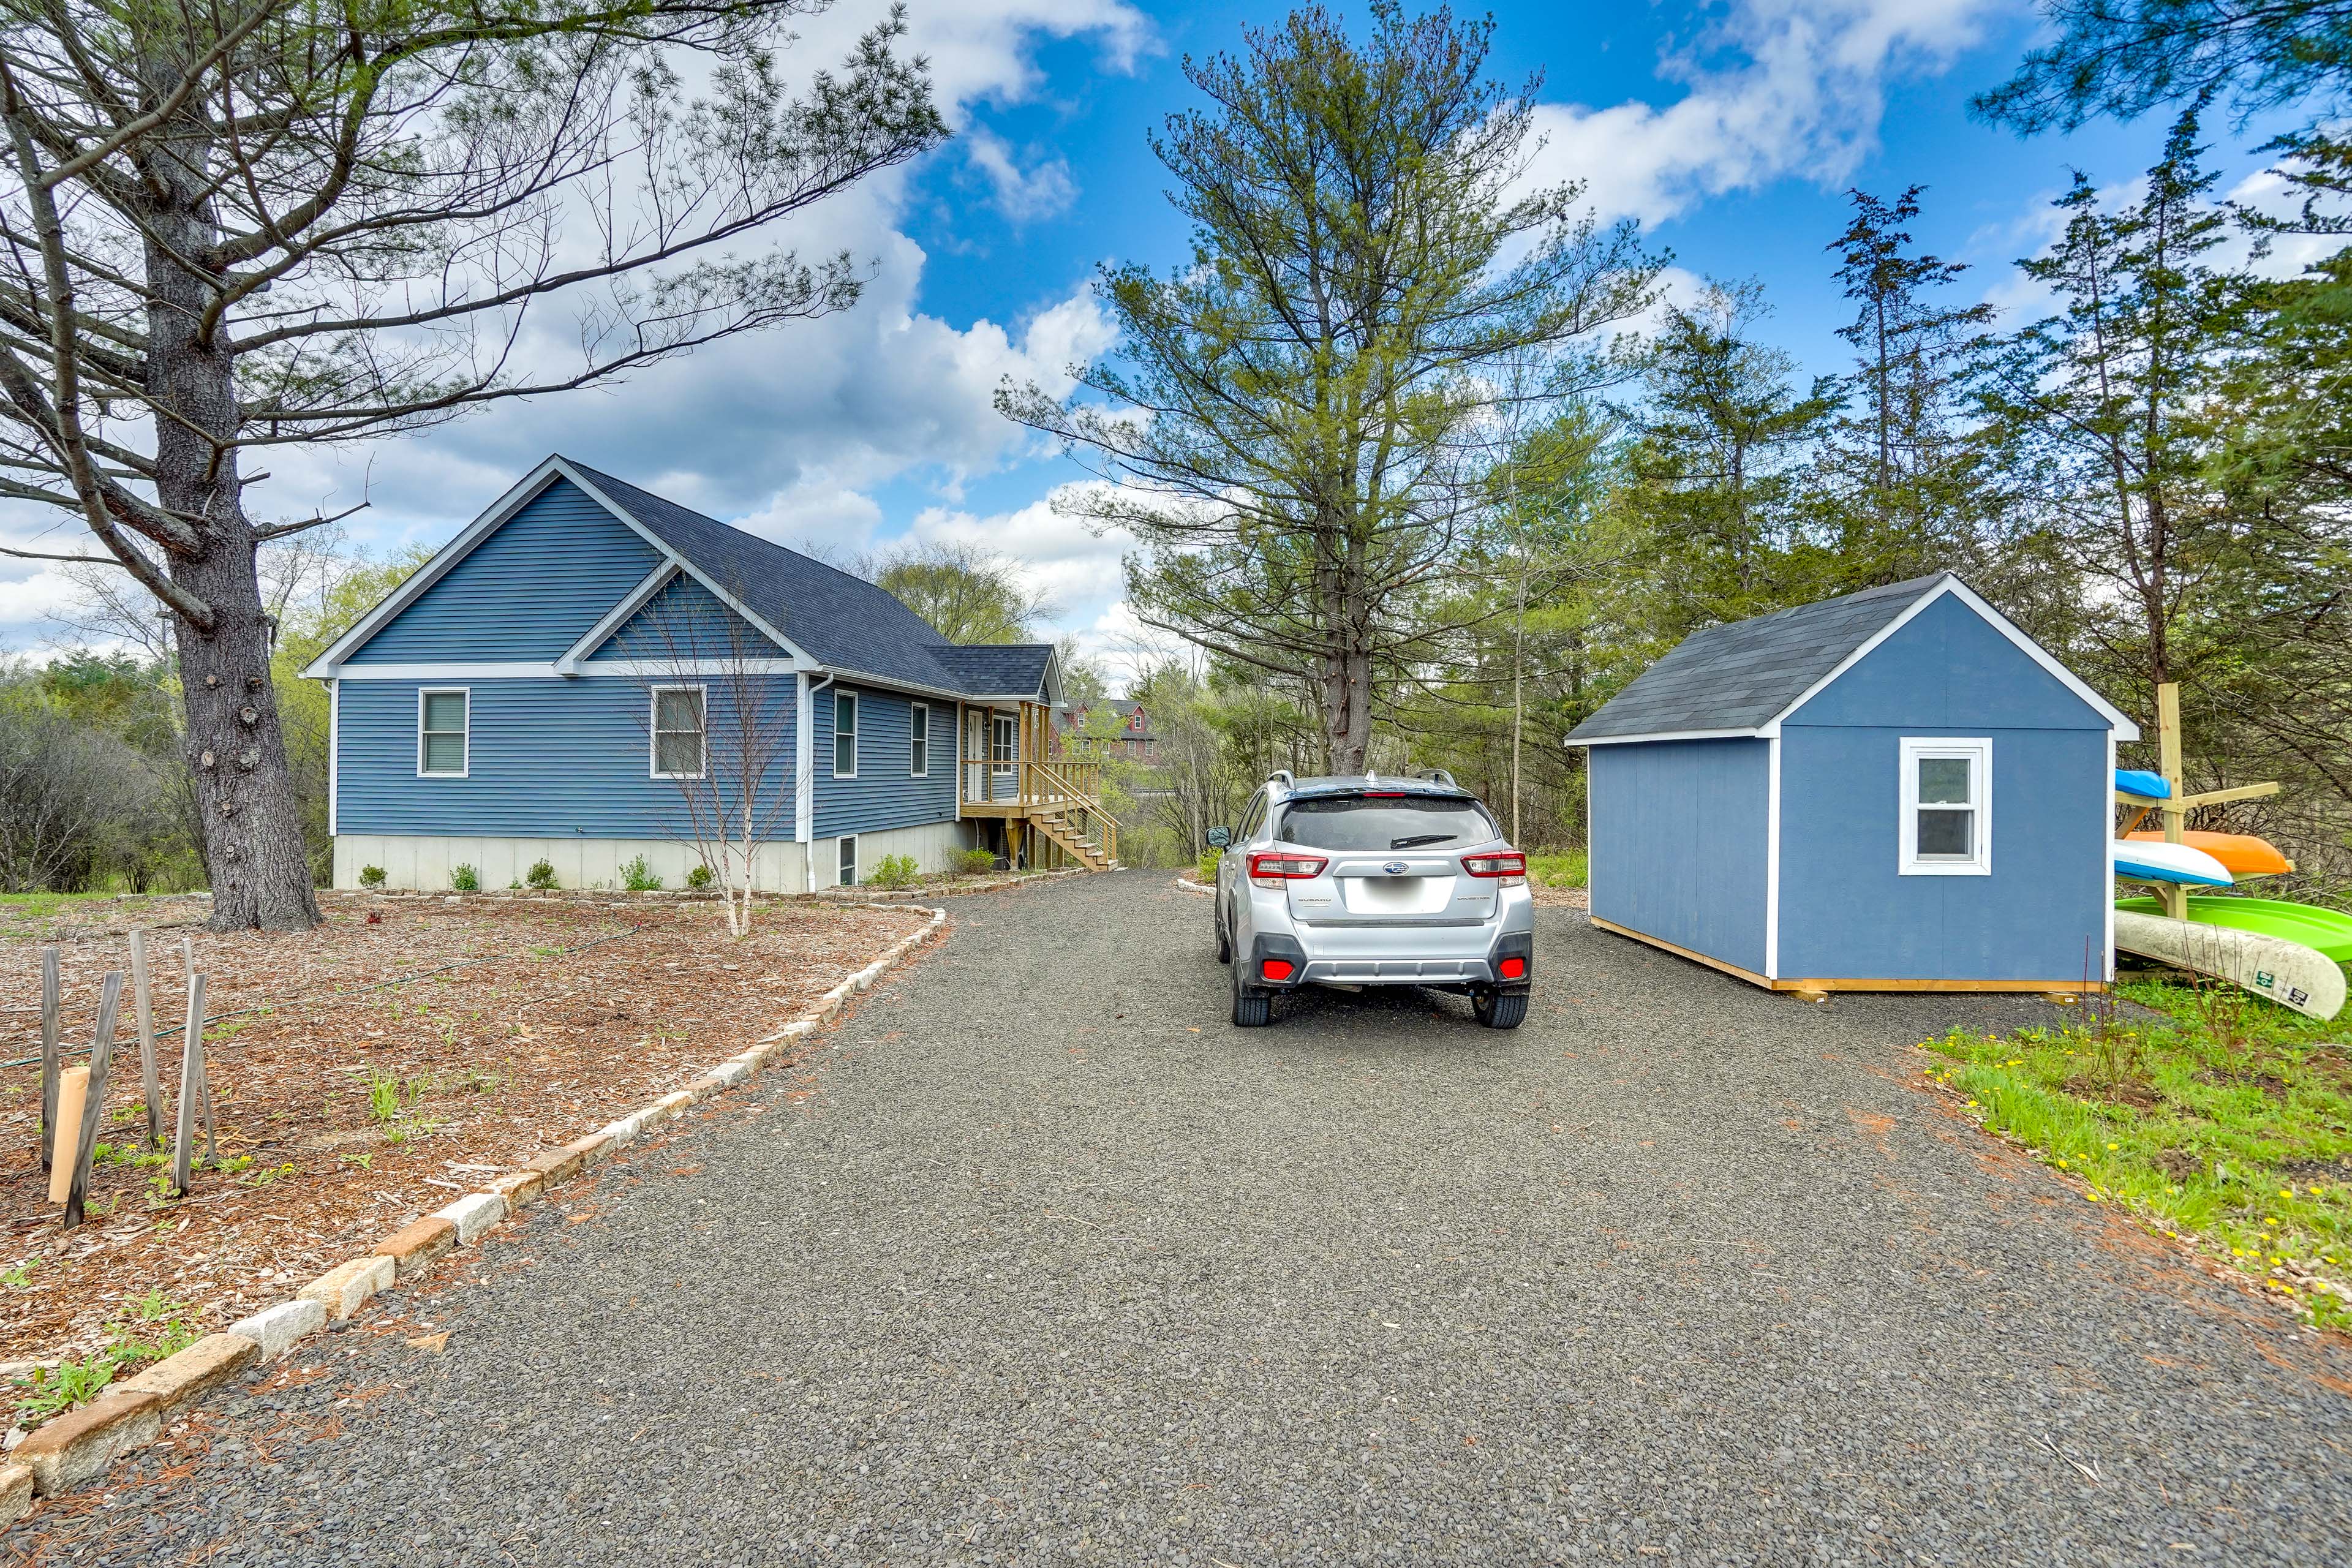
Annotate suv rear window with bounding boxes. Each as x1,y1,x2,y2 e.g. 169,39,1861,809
1278,794,1498,852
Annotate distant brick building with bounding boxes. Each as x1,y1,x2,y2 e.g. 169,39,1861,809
1053,698,1156,763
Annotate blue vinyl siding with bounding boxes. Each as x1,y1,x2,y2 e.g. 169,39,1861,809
338,677,794,839
347,479,661,663
1775,726,2108,981
814,684,956,839
1588,738,1771,975
594,571,777,662
1789,592,2105,730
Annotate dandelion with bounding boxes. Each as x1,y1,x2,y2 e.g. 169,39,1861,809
2280,1187,2294,1199
2106,1142,2119,1150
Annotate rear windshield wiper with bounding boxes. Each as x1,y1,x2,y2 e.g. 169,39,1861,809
1389,834,1456,849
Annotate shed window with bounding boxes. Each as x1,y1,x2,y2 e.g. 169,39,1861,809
910,702,929,777
834,692,858,778
651,686,706,779
418,690,468,777
1899,737,1991,876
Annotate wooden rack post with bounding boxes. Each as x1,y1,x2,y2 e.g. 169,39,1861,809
171,973,207,1197
2155,682,2188,921
37,947,59,1174
61,971,123,1229
130,928,162,1148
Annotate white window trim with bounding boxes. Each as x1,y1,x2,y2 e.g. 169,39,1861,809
833,690,859,779
1898,736,1992,876
837,834,858,887
649,683,707,780
909,700,930,777
417,687,470,779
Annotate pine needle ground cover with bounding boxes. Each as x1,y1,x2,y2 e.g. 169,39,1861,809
1925,975,2352,1328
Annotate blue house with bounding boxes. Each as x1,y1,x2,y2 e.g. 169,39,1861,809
305,456,1118,892
1564,573,2139,992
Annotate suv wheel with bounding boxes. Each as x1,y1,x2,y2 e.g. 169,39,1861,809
1231,957,1272,1028
1473,989,1528,1030
1214,900,1232,963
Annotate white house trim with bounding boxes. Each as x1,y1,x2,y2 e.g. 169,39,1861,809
794,672,816,846
1897,736,1994,876
577,657,806,677
649,684,708,780
1762,577,2139,741
2104,729,2118,982
416,687,470,779
327,677,340,836
1763,734,1781,979
557,561,678,674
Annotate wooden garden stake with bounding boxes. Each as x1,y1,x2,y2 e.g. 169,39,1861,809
61,971,123,1228
171,973,206,1197
180,937,217,1157
130,928,162,1148
37,946,59,1174
45,1066,86,1205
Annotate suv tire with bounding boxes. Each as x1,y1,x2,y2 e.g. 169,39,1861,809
1473,989,1528,1030
1231,957,1272,1028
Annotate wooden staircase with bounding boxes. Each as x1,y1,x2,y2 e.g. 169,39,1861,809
1028,796,1117,871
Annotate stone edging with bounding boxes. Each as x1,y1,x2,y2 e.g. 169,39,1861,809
806,866,1094,903
1175,877,1213,894
0,903,949,1520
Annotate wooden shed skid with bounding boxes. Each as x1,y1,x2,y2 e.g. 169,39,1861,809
1588,917,2107,995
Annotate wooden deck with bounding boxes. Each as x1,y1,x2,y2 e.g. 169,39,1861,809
954,701,1119,871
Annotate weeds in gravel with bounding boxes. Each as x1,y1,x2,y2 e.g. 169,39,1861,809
1926,972,2352,1328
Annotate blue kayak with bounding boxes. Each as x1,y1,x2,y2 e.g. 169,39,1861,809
2116,768,2171,799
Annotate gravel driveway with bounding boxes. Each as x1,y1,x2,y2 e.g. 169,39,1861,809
20,872,2350,1566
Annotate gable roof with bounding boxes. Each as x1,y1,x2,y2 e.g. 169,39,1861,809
1565,572,2136,744
305,456,1060,702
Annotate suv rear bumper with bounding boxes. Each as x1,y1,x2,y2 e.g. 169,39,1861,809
1245,924,1532,990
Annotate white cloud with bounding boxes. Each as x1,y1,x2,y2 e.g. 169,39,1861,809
1527,0,2008,225
965,128,1080,222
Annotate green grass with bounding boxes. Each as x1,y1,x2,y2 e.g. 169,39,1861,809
1924,972,2351,1328
1526,850,1588,889
10,1289,200,1425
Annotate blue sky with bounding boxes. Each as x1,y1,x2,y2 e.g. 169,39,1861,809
0,0,2316,666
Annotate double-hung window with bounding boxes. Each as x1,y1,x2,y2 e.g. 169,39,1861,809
837,834,858,886
1898,737,1991,875
909,702,929,777
833,691,858,778
651,685,706,779
418,690,469,777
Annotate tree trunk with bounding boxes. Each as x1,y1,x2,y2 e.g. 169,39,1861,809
141,72,320,932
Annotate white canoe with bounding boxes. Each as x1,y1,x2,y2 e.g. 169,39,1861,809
2113,838,2233,888
2113,910,2345,1020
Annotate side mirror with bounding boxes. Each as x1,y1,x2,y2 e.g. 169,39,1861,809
1205,826,1231,848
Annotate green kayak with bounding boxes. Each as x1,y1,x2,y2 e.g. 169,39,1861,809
2114,895,2352,963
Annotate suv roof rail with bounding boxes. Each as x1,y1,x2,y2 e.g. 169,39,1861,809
1267,768,1295,788
1423,767,1457,787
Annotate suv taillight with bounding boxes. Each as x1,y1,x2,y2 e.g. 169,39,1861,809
1463,851,1526,888
1248,851,1327,888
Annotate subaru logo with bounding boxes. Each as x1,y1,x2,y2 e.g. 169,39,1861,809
1382,861,1408,875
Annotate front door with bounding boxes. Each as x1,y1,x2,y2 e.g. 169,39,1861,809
991,712,1019,799
965,707,989,802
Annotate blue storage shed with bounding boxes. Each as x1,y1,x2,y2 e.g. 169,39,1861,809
1565,573,2139,992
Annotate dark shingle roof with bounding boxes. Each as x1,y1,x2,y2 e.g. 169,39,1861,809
562,459,1051,700
928,644,1056,698
1567,574,1951,742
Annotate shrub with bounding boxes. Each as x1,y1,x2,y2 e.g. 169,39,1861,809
685,864,714,891
525,858,557,890
954,847,998,876
450,862,479,892
358,864,386,889
865,853,919,890
620,853,663,892
1196,845,1221,884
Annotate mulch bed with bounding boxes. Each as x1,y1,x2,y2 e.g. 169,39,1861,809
0,891,927,1370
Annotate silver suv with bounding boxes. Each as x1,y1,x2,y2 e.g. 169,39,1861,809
1207,771,1535,1029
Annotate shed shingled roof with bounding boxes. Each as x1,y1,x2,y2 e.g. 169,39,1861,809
562,459,1052,700
1566,574,1951,742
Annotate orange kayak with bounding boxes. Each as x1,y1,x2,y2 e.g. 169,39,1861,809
2124,830,2293,876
